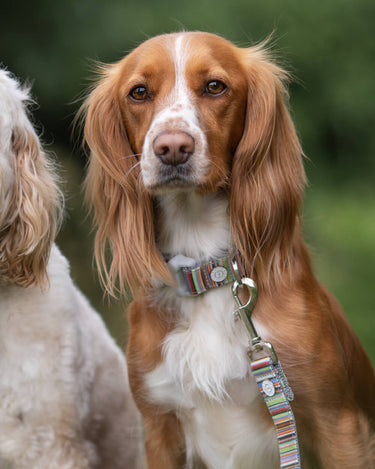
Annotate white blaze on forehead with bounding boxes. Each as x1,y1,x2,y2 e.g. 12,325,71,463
141,33,209,188
172,34,194,109
150,34,198,128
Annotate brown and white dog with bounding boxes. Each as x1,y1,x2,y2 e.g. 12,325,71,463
81,32,375,468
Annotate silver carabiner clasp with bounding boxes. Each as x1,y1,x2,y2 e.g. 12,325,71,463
232,278,260,344
232,278,278,363
232,277,258,312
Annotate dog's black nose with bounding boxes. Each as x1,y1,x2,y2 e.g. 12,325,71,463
153,131,195,166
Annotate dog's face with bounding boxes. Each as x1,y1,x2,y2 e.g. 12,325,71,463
116,33,248,193
82,31,305,295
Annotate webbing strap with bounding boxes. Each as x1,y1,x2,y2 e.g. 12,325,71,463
250,356,300,468
181,252,244,296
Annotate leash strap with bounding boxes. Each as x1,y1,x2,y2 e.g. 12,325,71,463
181,252,244,296
232,278,301,469
250,356,300,468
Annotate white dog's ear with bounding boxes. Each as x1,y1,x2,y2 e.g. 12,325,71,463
0,73,62,287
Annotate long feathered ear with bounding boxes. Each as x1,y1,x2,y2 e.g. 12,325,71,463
0,73,62,287
230,46,306,290
80,65,169,297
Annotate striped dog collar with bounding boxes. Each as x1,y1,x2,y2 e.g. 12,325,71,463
166,251,244,296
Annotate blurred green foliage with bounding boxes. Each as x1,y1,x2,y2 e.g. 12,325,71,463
1,0,374,361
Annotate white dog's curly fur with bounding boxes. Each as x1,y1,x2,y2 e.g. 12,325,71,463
0,69,143,469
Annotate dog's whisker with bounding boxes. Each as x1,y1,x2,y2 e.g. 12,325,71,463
123,161,141,180
118,153,142,161
209,159,228,179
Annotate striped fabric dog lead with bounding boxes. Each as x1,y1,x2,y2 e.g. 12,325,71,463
232,277,301,469
181,252,244,296
250,356,300,468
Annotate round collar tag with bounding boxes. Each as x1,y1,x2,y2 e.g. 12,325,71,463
210,266,228,283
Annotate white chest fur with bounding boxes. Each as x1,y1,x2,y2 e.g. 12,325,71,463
145,286,279,468
147,191,279,467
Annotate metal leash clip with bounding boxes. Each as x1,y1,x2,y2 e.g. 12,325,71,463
232,277,278,364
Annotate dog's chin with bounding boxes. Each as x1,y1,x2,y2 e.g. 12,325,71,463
147,179,199,195
143,167,205,195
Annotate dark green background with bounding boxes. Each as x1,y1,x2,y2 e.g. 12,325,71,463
1,0,374,362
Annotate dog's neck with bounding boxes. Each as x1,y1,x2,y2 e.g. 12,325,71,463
155,190,232,264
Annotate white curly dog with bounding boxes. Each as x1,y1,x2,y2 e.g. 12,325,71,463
0,68,143,469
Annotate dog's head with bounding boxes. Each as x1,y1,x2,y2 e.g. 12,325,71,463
0,70,62,287
81,32,305,295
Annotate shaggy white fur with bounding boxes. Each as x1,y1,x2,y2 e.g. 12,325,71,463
0,69,143,469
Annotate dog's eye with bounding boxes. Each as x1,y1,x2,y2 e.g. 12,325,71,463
205,80,227,96
129,86,149,101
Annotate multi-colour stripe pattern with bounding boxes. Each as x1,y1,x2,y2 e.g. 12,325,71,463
251,356,300,468
181,252,244,295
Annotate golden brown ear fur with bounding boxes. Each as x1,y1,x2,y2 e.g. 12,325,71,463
81,65,169,297
0,92,62,287
230,46,306,290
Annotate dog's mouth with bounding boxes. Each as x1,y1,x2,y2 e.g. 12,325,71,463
143,162,202,193
159,164,194,183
